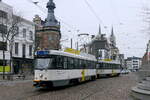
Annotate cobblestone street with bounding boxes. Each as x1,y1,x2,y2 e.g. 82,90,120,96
0,73,137,100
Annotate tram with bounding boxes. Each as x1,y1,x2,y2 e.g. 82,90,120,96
96,60,121,78
33,50,97,88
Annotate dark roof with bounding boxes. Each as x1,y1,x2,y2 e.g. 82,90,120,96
126,56,142,61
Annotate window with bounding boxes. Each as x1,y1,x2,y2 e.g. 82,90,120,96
15,27,19,37
15,43,19,55
0,42,7,51
48,35,52,41
29,31,33,40
0,60,6,66
23,28,26,38
0,24,7,34
29,45,32,56
0,10,8,19
22,44,26,58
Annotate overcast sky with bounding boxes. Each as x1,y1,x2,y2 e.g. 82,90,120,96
3,0,150,58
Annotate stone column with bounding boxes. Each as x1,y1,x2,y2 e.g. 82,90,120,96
131,63,150,100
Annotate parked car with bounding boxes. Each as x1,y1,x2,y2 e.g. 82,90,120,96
121,69,130,74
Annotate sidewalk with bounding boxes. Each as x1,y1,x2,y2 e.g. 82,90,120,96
0,75,33,86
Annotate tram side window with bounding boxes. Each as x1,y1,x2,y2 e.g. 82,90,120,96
79,59,82,69
112,64,114,69
81,60,85,69
63,57,68,69
74,59,79,69
96,63,99,69
108,64,110,69
85,60,88,69
83,60,87,69
88,61,92,69
99,63,103,69
103,63,106,69
57,56,64,69
68,58,74,69
93,62,96,69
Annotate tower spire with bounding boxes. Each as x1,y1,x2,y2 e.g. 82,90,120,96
45,0,58,26
110,26,116,46
99,24,101,35
111,26,114,36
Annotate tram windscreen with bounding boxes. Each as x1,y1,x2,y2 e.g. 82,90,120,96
35,56,63,69
35,57,56,69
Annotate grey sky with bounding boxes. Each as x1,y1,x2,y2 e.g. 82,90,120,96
3,0,150,58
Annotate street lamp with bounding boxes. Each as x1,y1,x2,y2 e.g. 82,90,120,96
77,33,90,52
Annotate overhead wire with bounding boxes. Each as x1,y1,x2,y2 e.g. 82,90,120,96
83,0,104,25
26,0,79,32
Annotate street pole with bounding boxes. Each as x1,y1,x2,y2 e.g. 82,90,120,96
71,38,72,49
2,44,5,80
77,42,78,51
1,12,5,80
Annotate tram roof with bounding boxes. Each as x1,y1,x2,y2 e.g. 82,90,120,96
98,60,121,64
36,50,97,61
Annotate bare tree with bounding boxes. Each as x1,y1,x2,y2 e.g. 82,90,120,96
2,14,22,79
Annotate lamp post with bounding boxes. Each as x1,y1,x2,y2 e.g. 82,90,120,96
77,33,90,53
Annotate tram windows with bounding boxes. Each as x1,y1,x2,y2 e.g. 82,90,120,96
110,64,112,69
93,62,96,69
68,57,74,69
100,63,104,69
74,59,79,69
82,60,86,69
63,57,68,69
99,63,103,69
103,63,106,69
56,56,64,69
84,60,87,69
88,61,92,69
79,59,82,69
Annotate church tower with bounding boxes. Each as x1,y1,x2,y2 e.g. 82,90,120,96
110,27,116,47
34,0,61,50
45,0,59,27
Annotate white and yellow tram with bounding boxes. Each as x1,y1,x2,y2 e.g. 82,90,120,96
33,50,121,88
33,50,97,88
96,60,121,78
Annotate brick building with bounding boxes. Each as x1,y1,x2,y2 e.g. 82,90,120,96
33,0,61,51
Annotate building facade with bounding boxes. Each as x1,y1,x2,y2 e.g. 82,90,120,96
125,57,142,72
33,0,61,51
12,17,35,74
86,26,120,61
87,26,111,60
0,1,13,74
0,1,35,74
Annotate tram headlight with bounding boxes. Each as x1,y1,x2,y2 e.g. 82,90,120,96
39,74,43,78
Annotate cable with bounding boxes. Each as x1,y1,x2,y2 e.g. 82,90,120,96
26,0,79,32
84,0,103,25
